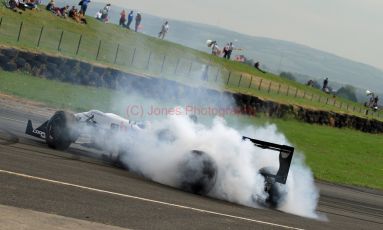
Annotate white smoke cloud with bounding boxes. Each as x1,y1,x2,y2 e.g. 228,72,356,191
85,110,321,219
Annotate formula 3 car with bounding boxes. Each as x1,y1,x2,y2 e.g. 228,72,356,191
26,110,294,207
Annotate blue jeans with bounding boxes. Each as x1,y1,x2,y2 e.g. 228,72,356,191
81,4,88,14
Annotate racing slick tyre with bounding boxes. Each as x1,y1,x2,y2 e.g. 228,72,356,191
45,111,76,150
259,167,287,208
178,150,217,195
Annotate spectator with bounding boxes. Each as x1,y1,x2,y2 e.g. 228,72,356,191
223,43,230,59
135,12,142,32
158,21,169,39
119,9,126,26
227,42,234,59
6,0,21,12
68,6,76,18
254,62,266,73
374,96,379,108
46,0,55,11
24,0,38,10
101,3,111,22
126,11,134,30
59,5,69,18
79,0,90,15
306,80,314,86
95,10,102,20
322,77,329,92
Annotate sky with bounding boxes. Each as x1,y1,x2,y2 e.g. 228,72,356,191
95,0,383,70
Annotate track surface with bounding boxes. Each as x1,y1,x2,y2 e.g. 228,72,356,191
0,106,382,230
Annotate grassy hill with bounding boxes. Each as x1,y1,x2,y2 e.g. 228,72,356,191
0,5,382,190
0,5,381,120
81,1,383,95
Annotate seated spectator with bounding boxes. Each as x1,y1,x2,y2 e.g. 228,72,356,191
68,6,76,18
59,5,69,18
24,0,38,10
46,0,55,11
254,62,266,73
6,0,19,11
72,10,87,24
95,10,102,20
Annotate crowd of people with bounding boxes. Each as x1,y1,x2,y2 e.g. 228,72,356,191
207,40,244,60
45,0,87,24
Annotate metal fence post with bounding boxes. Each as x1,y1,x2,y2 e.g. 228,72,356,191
326,98,329,104
130,47,136,65
187,61,193,76
174,58,180,74
37,26,44,47
17,21,23,42
226,71,231,85
76,34,82,55
303,91,306,99
286,86,289,96
146,52,152,70
96,40,102,60
267,82,272,93
248,76,253,88
238,74,243,87
160,55,166,73
57,30,64,51
294,88,298,97
258,79,263,90
0,17,3,29
114,43,120,64
215,68,220,82
277,84,281,94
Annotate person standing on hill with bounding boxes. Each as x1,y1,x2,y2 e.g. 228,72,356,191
119,9,126,26
322,77,329,92
135,12,142,32
227,42,234,59
126,10,134,29
158,21,169,39
79,0,90,15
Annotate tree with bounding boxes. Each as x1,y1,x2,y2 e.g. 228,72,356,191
336,85,358,102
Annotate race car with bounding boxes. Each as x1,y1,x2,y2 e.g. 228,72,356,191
26,110,294,207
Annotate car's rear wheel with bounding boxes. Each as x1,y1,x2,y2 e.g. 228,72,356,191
46,111,76,150
178,150,217,195
259,167,287,208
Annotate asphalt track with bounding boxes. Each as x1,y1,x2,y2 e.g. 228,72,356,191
0,106,382,230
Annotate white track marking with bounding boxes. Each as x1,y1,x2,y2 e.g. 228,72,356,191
0,169,304,230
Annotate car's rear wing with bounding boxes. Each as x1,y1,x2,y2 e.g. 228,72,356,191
26,120,48,140
242,136,294,184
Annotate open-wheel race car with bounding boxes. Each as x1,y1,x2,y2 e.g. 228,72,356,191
26,110,294,207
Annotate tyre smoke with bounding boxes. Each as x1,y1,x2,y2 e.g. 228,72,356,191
94,111,321,219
